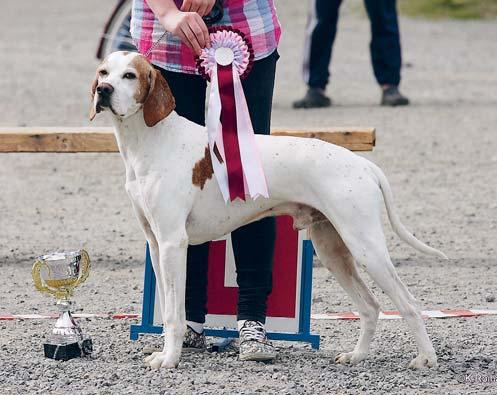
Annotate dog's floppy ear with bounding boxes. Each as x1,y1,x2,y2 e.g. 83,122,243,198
143,69,175,127
89,75,98,121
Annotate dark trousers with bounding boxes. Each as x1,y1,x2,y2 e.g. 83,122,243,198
157,50,279,324
304,0,402,89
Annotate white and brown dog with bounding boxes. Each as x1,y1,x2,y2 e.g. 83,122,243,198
90,51,447,370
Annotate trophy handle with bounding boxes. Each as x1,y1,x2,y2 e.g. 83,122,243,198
32,259,56,297
74,249,91,287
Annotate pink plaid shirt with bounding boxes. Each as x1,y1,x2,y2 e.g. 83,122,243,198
131,0,281,74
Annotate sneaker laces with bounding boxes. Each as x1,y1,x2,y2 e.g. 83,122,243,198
239,321,266,343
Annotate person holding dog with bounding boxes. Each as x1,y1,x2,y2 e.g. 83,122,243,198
131,0,281,361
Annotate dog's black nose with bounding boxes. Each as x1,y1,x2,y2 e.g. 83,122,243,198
97,83,114,96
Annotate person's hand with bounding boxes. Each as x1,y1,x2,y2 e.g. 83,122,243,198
181,0,216,17
160,9,210,55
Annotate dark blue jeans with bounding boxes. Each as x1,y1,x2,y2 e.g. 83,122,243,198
157,50,279,324
304,0,402,89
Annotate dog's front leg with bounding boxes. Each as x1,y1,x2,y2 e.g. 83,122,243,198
144,233,188,369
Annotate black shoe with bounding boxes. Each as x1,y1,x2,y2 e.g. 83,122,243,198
293,88,331,109
381,86,409,106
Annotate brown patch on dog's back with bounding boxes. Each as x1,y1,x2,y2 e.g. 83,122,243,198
192,146,214,190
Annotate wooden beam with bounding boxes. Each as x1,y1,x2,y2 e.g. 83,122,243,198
271,128,375,151
0,127,118,153
0,127,375,153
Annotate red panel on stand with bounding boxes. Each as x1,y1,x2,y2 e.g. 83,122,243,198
206,216,298,318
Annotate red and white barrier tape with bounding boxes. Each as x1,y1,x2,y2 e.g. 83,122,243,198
0,313,140,321
311,309,497,320
1,309,496,321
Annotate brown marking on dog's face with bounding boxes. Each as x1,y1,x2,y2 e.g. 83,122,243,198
143,67,176,127
129,55,176,127
130,55,151,104
89,53,175,125
192,146,214,189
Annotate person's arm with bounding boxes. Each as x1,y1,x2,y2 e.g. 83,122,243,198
146,0,210,55
181,0,216,17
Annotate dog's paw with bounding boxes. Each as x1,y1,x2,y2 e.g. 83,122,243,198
144,351,165,369
160,357,180,369
144,351,179,370
335,351,367,365
144,351,162,365
408,353,438,369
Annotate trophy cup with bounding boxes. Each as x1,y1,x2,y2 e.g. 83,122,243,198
32,249,93,361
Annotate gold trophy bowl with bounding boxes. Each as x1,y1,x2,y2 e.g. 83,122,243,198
32,249,92,360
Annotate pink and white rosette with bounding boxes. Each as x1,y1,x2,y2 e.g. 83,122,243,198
196,27,268,202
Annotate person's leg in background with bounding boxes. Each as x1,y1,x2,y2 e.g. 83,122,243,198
293,0,342,109
158,68,210,348
364,0,409,106
231,50,279,361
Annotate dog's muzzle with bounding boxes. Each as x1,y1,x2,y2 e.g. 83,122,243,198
95,83,114,113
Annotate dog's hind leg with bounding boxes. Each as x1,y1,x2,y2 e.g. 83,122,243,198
328,203,438,369
310,221,380,365
359,241,438,369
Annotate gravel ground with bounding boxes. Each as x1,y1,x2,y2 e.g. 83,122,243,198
1,1,496,394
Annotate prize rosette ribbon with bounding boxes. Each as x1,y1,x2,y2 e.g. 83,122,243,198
197,27,269,202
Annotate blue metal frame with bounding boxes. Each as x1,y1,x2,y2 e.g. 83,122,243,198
130,244,161,339
130,240,320,349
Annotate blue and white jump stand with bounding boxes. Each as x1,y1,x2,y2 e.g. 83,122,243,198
130,240,320,349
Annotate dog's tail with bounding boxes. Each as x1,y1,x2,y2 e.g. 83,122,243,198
369,162,448,259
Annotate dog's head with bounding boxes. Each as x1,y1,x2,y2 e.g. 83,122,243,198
90,51,175,127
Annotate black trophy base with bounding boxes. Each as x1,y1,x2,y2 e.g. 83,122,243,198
44,338,93,361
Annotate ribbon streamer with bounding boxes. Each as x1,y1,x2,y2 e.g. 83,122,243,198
198,27,269,202
218,64,245,201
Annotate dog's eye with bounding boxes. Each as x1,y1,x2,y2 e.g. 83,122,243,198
99,69,108,76
123,72,136,80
